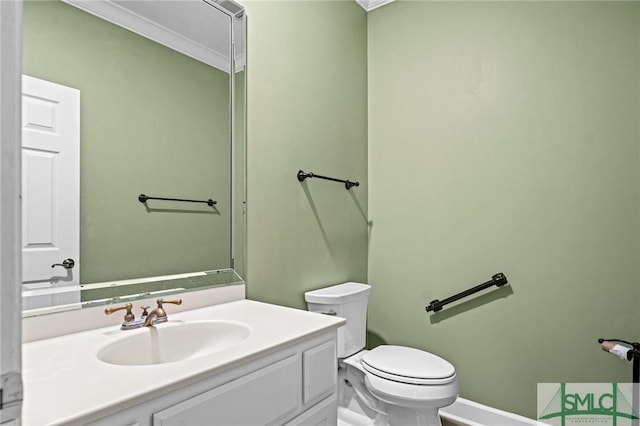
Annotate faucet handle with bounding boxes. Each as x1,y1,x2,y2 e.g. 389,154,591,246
105,303,134,322
156,298,182,309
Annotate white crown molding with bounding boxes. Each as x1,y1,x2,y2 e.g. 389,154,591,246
62,0,231,73
355,0,395,12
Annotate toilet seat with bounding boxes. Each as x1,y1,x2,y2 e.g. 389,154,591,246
361,345,456,385
353,346,459,409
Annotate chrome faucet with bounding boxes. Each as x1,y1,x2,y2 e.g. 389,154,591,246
143,298,183,327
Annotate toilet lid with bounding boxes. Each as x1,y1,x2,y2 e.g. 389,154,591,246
361,345,456,385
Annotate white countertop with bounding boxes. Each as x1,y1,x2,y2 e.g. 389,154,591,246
22,299,345,426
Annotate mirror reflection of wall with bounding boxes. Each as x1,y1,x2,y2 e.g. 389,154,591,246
22,0,233,308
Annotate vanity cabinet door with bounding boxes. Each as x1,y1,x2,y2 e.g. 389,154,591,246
153,355,300,426
285,395,337,426
302,340,336,406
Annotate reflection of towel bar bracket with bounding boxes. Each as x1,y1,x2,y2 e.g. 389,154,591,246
426,272,508,313
297,170,359,190
138,194,217,207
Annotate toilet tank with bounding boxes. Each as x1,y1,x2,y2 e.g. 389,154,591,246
305,282,371,358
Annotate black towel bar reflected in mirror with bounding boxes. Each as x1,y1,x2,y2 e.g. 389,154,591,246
138,194,217,207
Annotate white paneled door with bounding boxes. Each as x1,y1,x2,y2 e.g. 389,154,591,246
21,75,80,309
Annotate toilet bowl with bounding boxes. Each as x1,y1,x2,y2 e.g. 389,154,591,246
305,283,459,426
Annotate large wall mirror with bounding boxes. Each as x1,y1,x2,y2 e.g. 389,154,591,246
21,0,246,316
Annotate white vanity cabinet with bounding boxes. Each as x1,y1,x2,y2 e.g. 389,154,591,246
22,300,345,426
87,332,338,426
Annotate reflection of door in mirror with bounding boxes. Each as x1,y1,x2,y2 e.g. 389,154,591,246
21,75,80,310
22,0,235,312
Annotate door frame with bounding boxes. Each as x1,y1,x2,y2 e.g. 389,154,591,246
0,0,23,423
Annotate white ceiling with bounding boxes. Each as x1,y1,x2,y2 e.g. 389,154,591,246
63,0,244,73
63,0,389,73
113,1,231,56
355,0,395,12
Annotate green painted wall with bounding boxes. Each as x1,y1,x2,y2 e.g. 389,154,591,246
367,1,640,418
23,0,231,284
24,0,640,419
244,0,368,309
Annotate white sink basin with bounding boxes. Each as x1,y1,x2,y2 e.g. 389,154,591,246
97,320,251,366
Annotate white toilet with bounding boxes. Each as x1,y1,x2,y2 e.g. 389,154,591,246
305,282,459,426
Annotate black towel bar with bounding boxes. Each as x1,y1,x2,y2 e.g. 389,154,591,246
297,170,359,190
138,194,217,207
426,272,508,312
